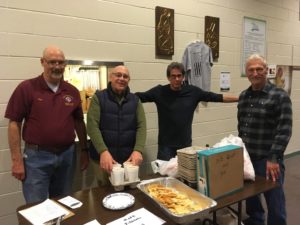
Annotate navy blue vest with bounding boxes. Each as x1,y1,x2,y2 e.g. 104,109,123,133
89,87,138,163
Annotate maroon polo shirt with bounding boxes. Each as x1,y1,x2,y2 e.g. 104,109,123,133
5,74,84,147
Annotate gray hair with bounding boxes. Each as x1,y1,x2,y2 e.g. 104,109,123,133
246,54,267,68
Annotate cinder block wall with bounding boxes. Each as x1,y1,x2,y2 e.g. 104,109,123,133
1,0,300,224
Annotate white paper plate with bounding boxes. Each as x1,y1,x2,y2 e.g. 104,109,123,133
102,193,135,210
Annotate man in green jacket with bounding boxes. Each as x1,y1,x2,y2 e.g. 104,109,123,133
87,65,146,186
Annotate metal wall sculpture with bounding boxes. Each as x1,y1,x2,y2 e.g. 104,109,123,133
204,16,220,60
155,6,174,56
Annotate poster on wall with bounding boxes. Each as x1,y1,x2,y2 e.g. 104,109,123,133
220,72,230,91
267,64,277,78
241,17,266,76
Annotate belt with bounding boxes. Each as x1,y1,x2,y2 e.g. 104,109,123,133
25,143,72,154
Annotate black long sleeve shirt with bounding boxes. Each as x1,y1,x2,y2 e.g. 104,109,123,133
136,84,223,148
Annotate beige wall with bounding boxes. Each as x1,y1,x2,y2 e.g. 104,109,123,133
1,0,300,224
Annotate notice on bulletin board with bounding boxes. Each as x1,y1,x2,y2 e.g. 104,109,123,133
220,72,230,91
241,17,266,76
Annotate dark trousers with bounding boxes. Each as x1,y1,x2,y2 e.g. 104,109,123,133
245,158,286,225
157,145,179,161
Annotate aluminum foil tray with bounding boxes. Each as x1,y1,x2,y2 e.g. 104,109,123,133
137,177,217,224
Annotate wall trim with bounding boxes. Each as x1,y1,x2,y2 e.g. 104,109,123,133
284,151,300,159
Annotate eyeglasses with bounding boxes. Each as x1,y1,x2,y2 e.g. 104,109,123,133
247,67,265,74
169,74,183,80
112,72,130,79
43,59,66,67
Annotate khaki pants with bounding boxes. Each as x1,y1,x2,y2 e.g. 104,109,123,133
91,159,110,186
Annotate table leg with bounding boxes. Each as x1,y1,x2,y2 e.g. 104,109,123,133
213,211,217,225
238,201,242,225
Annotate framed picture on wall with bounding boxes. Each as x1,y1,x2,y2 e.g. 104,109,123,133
155,6,174,56
204,16,220,60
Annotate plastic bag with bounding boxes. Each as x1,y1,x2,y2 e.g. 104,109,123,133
213,134,255,181
151,156,178,177
216,208,244,225
199,208,244,225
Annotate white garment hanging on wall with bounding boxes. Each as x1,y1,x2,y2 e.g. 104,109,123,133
182,41,213,91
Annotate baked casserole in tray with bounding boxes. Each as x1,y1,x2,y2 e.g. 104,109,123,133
137,177,217,224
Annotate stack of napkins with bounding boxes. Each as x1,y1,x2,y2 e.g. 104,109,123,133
58,196,83,209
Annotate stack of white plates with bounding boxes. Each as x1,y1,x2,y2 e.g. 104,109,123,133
177,146,206,185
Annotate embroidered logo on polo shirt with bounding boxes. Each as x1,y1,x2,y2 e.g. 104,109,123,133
63,95,74,106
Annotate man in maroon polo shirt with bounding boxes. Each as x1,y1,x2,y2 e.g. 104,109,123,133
5,46,89,204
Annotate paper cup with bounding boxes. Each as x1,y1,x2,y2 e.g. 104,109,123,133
123,162,133,181
127,165,139,182
113,163,122,168
111,167,124,185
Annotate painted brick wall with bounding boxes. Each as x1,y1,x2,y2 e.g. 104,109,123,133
0,0,300,224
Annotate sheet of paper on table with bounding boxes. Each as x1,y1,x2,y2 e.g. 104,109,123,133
106,207,165,225
18,199,71,225
84,219,102,225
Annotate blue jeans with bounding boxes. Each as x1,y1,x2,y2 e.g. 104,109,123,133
22,144,76,204
245,158,286,225
157,145,185,160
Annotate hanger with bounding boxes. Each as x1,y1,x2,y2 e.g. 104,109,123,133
187,39,202,46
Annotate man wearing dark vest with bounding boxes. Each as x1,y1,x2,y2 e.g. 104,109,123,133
87,65,146,186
